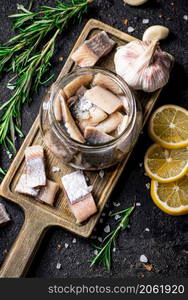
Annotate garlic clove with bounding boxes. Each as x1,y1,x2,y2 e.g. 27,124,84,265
142,25,169,42
123,0,149,6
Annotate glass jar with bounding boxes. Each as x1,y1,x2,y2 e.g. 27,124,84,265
39,68,142,170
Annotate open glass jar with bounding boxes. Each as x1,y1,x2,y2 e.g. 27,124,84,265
39,68,142,170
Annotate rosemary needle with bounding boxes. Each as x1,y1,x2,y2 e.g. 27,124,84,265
0,0,92,173
90,205,135,270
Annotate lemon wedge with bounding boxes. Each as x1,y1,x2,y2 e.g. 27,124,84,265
149,105,188,149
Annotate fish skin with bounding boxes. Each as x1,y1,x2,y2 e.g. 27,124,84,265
96,112,123,133
84,86,122,114
71,43,98,67
15,174,40,197
69,193,97,223
84,126,114,145
93,73,123,95
36,179,59,206
0,203,10,226
71,31,115,67
60,94,85,143
61,171,91,204
25,145,46,188
63,75,93,98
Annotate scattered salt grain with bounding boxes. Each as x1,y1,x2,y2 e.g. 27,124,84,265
183,15,188,21
113,202,120,207
43,101,49,110
113,248,116,252
99,170,105,178
136,202,141,207
145,183,151,190
139,162,143,168
145,228,150,232
72,238,77,244
127,26,135,33
114,214,121,220
8,152,13,159
52,166,61,173
56,262,61,270
140,255,148,263
94,249,98,255
7,84,15,90
98,237,103,243
142,18,149,24
104,225,110,233
127,224,130,229
65,243,69,249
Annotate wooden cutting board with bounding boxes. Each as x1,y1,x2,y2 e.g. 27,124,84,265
0,19,162,278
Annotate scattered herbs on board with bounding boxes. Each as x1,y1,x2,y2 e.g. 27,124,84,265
89,204,135,270
0,0,93,176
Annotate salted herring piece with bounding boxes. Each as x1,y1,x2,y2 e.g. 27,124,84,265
15,174,40,196
84,86,122,114
71,31,115,67
25,145,46,188
96,112,123,133
93,73,122,95
60,94,85,143
70,193,97,223
53,92,62,121
117,115,129,135
36,179,59,206
0,203,10,226
78,106,107,132
84,126,114,145
61,171,91,204
63,75,93,98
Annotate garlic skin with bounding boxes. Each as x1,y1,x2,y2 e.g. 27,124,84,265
114,40,174,92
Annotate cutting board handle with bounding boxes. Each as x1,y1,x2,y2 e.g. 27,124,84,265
0,210,48,278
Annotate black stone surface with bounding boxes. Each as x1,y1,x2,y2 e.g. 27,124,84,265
0,0,188,278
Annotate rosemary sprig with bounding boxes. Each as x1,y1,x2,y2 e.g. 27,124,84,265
0,167,6,181
90,205,135,270
0,0,92,172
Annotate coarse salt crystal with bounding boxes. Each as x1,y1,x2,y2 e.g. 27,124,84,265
140,254,148,263
142,19,149,24
114,214,121,220
104,225,110,233
94,249,98,255
113,248,116,252
145,228,150,232
99,170,105,178
113,202,120,207
72,238,77,243
136,202,141,207
128,26,135,33
139,162,143,168
98,237,103,242
183,15,188,21
65,243,69,249
145,183,151,190
52,166,61,173
56,262,61,270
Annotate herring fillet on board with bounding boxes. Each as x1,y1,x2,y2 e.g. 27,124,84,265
15,174,40,197
25,145,46,188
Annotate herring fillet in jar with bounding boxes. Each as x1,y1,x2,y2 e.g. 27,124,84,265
39,68,142,170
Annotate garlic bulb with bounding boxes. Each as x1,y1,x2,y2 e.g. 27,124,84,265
114,40,174,92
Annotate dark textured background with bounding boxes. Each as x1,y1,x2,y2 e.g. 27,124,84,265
0,0,188,278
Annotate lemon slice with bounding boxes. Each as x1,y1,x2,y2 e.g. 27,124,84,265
144,143,188,183
151,177,188,215
149,105,188,149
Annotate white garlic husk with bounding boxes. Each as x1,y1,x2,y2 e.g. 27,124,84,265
114,40,174,92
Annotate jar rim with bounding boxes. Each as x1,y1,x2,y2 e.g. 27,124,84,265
48,67,137,150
